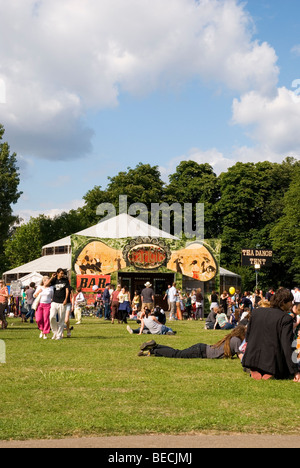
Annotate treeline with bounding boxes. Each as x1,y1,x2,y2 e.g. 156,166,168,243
1,124,299,290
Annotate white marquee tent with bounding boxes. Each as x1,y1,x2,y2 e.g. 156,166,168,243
18,272,43,287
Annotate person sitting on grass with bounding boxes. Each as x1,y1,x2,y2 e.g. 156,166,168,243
137,326,246,358
214,306,235,330
243,288,300,382
127,309,176,336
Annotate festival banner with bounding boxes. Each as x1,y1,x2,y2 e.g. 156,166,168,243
71,235,220,284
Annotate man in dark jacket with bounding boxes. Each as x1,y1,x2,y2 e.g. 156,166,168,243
102,284,111,320
243,288,300,382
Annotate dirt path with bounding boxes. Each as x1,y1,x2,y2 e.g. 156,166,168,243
1,434,300,448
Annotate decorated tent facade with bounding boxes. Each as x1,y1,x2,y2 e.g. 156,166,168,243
3,214,241,310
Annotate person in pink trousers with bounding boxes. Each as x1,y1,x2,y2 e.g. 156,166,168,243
34,276,53,340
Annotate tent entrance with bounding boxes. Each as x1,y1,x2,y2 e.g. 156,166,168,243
118,272,175,309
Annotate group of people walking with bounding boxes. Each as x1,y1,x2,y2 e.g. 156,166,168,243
0,270,86,340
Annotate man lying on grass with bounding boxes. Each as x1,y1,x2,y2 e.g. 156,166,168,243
138,326,246,360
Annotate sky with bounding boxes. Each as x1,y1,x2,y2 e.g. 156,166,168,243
0,0,300,222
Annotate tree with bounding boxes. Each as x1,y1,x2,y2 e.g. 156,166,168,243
0,125,22,273
270,165,300,285
4,210,87,271
216,158,300,288
164,161,219,238
4,216,52,269
81,163,165,225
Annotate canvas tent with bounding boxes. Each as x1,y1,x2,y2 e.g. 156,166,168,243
19,272,43,287
3,254,71,283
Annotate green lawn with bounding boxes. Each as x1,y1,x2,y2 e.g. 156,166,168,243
0,317,299,441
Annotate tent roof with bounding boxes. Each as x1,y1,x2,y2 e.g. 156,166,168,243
3,254,70,277
219,267,241,278
19,272,43,287
43,213,178,248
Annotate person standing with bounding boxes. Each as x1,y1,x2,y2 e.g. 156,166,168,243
46,269,71,341
168,283,177,321
163,285,171,312
209,290,219,313
65,286,74,337
102,284,111,320
118,286,131,324
293,287,300,306
220,290,229,316
111,285,121,324
195,288,204,320
141,282,155,313
34,276,53,340
25,282,36,323
73,287,86,325
0,280,9,329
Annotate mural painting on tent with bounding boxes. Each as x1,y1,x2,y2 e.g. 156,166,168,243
71,235,221,292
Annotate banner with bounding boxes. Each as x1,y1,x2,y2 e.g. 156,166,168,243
76,275,111,293
72,235,220,283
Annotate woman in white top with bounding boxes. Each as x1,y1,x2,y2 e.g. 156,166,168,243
118,286,131,324
34,276,54,339
73,288,86,324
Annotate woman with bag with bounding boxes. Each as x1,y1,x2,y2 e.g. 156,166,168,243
0,280,9,329
34,276,53,339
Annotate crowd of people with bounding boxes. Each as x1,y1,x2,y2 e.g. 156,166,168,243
0,272,300,382
137,287,300,383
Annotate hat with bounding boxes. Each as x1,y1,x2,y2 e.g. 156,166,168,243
144,282,152,287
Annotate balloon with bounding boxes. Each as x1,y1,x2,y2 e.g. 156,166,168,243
92,285,98,291
229,287,235,295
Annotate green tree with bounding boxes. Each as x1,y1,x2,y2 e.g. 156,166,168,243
4,216,52,269
216,158,299,288
164,161,219,238
82,163,165,225
270,165,300,285
0,125,22,273
4,210,87,271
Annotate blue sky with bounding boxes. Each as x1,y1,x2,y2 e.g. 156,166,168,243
0,0,299,222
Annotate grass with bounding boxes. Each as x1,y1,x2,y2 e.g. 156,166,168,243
0,316,299,441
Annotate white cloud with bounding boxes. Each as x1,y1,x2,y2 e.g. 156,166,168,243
0,0,279,160
291,44,300,56
159,147,232,179
232,87,300,154
159,143,297,181
16,199,85,224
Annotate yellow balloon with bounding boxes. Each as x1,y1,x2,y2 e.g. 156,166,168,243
229,287,235,295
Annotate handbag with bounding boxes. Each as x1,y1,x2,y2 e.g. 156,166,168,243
32,294,41,311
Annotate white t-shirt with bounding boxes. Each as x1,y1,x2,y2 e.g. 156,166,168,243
75,292,85,305
168,286,177,303
293,291,300,303
143,317,163,335
36,286,54,304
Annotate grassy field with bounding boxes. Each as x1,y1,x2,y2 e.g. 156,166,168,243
0,316,299,441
